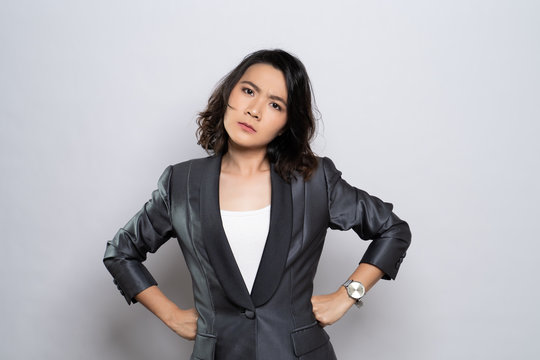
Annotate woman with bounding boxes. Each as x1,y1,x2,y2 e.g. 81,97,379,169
103,49,411,360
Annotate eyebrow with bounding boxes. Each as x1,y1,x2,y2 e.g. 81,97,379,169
240,80,287,107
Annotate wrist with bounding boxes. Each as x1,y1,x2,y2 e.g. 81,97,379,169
338,286,356,307
341,279,366,306
163,305,184,328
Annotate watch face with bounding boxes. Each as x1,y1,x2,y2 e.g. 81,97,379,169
347,281,365,300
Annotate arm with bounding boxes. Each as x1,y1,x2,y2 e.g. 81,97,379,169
103,165,176,304
135,285,198,340
312,263,383,326
103,165,199,339
312,157,412,326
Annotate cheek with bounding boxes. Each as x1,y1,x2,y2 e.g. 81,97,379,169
223,92,240,124
227,88,243,109
223,108,234,135
265,116,287,139
275,115,288,132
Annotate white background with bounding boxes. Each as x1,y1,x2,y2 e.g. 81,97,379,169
1,1,539,359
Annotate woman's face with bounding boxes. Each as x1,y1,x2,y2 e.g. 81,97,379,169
223,63,288,151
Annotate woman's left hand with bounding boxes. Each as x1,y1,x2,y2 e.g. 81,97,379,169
311,288,356,327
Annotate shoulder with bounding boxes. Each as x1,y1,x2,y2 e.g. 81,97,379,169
164,154,222,187
169,154,217,173
298,156,343,189
312,156,342,181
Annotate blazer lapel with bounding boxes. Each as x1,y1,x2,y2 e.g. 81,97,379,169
199,154,254,310
250,163,292,307
198,154,293,309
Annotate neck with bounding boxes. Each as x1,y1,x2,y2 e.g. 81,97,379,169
222,142,269,176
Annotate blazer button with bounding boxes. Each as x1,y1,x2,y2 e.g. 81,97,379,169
243,310,256,319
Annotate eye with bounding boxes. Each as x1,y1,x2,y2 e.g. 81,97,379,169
270,102,282,111
242,87,254,96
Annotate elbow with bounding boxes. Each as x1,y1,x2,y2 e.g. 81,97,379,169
103,241,119,275
384,215,412,252
102,240,130,274
401,220,412,249
394,221,412,259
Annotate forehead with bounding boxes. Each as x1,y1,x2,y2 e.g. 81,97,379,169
239,63,287,97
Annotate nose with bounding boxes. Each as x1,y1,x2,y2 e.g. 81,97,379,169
247,109,259,119
246,99,262,120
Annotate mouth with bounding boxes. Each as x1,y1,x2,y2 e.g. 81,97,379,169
238,122,256,133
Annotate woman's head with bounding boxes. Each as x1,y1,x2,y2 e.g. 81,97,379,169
197,49,319,181
223,63,289,153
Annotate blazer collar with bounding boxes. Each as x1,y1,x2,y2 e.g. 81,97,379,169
198,153,292,309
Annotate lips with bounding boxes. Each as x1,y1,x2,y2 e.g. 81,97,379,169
238,122,256,133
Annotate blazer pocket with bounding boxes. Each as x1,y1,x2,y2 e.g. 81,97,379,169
290,321,330,357
191,332,216,360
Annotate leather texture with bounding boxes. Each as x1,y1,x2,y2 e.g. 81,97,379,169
103,154,412,360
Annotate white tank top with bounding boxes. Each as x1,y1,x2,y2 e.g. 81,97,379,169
220,205,271,293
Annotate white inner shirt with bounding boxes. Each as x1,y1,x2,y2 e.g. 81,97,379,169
220,205,271,293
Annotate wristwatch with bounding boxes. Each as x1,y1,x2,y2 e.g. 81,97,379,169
342,279,366,304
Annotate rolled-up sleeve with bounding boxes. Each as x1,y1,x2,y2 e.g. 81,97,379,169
103,165,176,304
322,157,411,280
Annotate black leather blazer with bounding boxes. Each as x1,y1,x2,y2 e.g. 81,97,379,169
103,154,411,360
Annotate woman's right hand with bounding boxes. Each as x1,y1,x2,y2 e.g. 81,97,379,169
134,286,199,341
166,307,199,340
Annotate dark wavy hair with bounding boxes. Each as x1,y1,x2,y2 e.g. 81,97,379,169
196,49,319,182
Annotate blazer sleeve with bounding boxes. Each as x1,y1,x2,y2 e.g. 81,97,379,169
103,165,176,304
322,157,411,280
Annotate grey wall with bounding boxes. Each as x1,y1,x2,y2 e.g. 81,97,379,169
1,0,539,359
